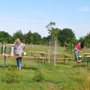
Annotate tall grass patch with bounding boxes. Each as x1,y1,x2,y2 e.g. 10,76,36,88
2,66,19,83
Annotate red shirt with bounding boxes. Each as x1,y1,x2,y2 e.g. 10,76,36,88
75,43,81,50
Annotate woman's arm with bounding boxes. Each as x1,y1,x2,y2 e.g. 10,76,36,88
13,43,16,47
22,44,26,49
24,44,26,49
79,50,83,53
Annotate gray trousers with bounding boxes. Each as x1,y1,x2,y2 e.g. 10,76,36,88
74,49,79,61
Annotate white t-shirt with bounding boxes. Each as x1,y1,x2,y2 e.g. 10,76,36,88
14,43,24,55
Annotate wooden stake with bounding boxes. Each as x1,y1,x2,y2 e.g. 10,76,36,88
54,40,57,66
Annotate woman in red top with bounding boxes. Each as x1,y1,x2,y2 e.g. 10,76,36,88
74,43,81,61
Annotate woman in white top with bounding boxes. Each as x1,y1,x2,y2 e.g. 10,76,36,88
14,38,25,70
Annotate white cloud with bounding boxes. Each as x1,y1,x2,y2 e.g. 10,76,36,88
79,7,89,12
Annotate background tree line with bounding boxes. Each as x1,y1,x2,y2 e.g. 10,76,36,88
0,29,76,45
0,22,90,48
0,30,42,44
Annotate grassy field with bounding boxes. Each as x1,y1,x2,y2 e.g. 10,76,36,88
0,44,90,90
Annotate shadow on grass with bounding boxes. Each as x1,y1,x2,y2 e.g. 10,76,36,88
73,64,86,68
57,62,70,65
22,66,37,70
0,64,37,71
0,65,8,69
22,65,38,70
0,65,17,71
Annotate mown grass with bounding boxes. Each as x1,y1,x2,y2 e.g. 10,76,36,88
0,44,90,90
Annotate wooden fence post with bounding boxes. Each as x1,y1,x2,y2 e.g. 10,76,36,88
54,40,57,66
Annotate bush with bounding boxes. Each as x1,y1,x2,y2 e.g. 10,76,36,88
65,43,74,54
2,66,19,83
33,71,44,82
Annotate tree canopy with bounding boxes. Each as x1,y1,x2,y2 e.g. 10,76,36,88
57,28,77,46
0,31,12,43
46,22,60,40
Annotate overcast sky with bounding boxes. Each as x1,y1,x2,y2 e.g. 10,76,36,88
0,0,90,39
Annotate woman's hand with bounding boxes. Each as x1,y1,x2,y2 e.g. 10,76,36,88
79,51,83,53
13,42,16,47
24,44,26,49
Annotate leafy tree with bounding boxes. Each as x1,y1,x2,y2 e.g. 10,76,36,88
24,31,32,44
42,35,51,45
0,31,13,43
79,37,85,48
84,33,90,47
58,28,77,46
46,22,60,40
13,30,24,42
7,35,13,43
31,33,42,44
13,30,42,44
65,42,74,54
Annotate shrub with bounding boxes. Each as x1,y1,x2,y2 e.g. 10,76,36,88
33,71,44,82
65,43,74,54
2,66,19,83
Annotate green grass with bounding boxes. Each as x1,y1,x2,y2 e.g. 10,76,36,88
0,44,90,90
